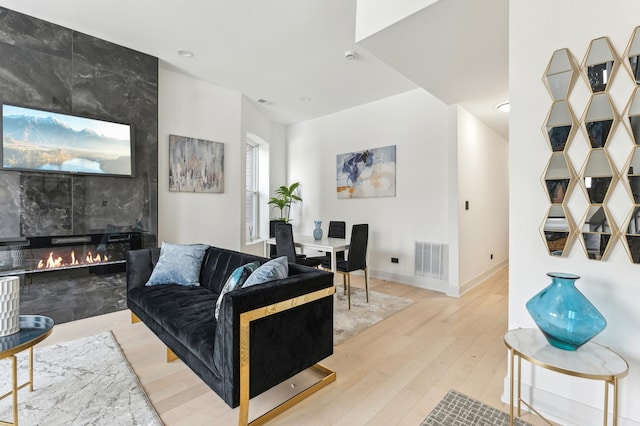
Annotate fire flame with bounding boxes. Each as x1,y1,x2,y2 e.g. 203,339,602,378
36,250,109,270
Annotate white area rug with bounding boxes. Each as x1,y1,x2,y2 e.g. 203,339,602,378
334,287,414,345
0,331,162,426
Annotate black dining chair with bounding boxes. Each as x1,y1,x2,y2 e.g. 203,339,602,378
275,222,323,268
307,220,346,262
322,224,368,309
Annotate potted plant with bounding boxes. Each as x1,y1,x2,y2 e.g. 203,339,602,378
268,182,302,223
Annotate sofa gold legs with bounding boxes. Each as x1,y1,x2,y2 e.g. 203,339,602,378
238,286,337,426
167,347,178,362
131,312,141,323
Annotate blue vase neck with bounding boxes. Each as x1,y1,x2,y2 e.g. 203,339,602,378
547,272,579,287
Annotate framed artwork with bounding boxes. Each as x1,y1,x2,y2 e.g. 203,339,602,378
169,135,224,193
336,145,396,199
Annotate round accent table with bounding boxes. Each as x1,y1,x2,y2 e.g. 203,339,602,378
504,328,628,426
0,315,54,426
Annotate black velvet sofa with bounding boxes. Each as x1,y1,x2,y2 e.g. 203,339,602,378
126,246,335,423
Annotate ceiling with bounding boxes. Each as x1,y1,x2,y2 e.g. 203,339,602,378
0,0,509,139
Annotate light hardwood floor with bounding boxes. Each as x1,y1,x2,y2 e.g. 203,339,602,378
38,266,546,425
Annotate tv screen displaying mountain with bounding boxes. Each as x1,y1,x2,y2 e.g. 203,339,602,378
1,104,134,177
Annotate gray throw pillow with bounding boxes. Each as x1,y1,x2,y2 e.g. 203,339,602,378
243,256,288,287
145,242,208,286
214,261,260,319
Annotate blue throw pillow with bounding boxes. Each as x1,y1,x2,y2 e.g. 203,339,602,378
214,261,260,319
145,242,209,287
243,256,288,288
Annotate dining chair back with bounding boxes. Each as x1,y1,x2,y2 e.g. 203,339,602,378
328,221,346,260
328,221,346,238
275,222,323,268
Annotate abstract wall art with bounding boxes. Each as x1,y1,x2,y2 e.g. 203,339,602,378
169,135,224,193
336,145,396,199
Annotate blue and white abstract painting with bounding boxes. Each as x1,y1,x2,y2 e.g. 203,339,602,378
336,145,396,199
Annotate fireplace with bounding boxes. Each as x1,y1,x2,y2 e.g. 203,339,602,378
0,232,146,324
0,232,143,277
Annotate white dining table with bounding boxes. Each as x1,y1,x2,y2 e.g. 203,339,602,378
264,235,349,274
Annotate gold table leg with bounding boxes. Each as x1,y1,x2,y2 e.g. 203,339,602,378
509,348,514,426
12,355,18,426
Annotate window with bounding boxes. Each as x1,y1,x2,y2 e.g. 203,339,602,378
246,141,259,241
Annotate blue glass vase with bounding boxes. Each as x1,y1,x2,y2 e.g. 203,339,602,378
526,272,606,351
313,220,323,240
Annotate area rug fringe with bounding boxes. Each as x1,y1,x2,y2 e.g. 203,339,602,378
0,331,163,425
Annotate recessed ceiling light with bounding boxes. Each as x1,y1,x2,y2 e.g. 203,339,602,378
177,49,194,58
496,102,510,113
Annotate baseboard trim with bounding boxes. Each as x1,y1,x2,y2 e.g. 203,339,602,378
459,259,508,296
369,269,455,295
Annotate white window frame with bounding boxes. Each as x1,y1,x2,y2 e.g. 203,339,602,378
245,140,259,242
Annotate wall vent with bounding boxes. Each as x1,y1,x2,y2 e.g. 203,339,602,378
415,241,449,281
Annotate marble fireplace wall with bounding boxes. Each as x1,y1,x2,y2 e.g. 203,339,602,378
0,7,158,242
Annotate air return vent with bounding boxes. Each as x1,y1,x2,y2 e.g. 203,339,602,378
415,242,448,281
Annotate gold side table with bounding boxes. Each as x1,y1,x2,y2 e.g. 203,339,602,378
0,315,54,426
504,328,628,426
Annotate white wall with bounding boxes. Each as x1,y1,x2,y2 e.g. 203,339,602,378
158,64,243,249
510,2,640,424
457,106,509,292
288,88,461,292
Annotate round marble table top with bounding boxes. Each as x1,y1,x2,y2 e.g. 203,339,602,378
504,328,628,380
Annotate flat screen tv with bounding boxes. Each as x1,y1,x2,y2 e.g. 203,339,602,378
1,104,134,177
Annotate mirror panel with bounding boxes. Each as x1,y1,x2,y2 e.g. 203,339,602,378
628,88,640,144
627,27,640,84
583,149,615,204
544,153,572,204
581,205,614,260
624,206,640,263
544,49,577,101
584,93,617,148
544,101,575,151
584,37,618,92
542,205,572,256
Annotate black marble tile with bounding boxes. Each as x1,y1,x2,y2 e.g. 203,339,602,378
72,175,148,233
73,31,157,84
19,269,127,324
71,61,157,125
0,7,72,59
0,42,72,110
0,172,21,237
20,174,73,236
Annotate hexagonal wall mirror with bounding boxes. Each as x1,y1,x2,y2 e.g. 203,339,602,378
623,205,640,263
543,153,573,204
581,149,616,204
626,26,640,85
583,37,618,93
580,205,615,260
544,101,576,151
583,93,618,148
542,205,574,256
543,48,578,101
626,88,640,144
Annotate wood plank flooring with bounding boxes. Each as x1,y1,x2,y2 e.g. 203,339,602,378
37,266,547,425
